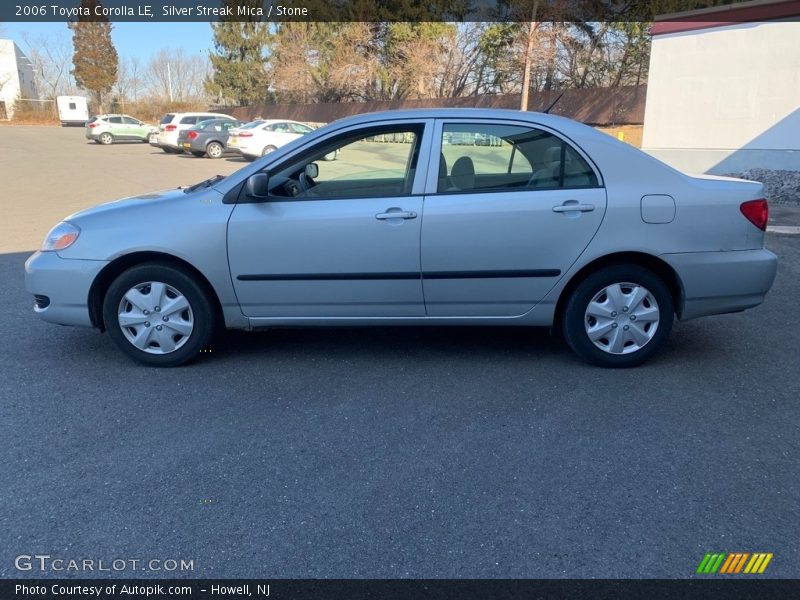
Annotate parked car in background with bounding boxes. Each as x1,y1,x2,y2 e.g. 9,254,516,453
227,119,315,161
176,118,245,158
25,109,777,368
153,112,231,153
225,119,267,156
85,114,157,145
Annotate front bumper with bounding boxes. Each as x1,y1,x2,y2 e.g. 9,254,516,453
24,251,109,327
662,248,778,320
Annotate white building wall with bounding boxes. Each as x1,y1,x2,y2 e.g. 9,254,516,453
642,21,800,174
0,39,37,119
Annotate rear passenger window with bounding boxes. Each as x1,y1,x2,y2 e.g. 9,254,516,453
108,116,122,124
437,123,598,193
180,116,197,125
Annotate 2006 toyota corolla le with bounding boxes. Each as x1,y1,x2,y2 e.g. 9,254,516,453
25,109,778,368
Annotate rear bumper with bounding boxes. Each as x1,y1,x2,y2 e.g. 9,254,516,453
662,248,778,320
24,251,109,328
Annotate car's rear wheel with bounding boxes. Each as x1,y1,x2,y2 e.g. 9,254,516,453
206,141,224,159
99,132,114,145
162,146,180,154
102,263,216,367
562,264,673,368
261,145,277,157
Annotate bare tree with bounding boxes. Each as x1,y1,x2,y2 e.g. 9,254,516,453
20,31,76,102
114,56,145,103
146,48,209,102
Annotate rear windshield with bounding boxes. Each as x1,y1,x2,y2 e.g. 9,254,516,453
241,120,266,129
160,114,175,125
87,116,99,124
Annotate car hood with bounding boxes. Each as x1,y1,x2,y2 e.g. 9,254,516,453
65,187,206,222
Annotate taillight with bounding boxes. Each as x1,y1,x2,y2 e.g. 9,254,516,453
165,124,177,131
88,123,98,128
740,199,768,231
238,132,253,137
187,131,198,140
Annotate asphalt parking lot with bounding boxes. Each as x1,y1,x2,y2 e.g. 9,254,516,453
0,126,798,579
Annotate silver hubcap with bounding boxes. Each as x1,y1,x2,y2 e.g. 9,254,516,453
584,282,660,355
209,144,222,157
117,281,194,354
101,134,111,143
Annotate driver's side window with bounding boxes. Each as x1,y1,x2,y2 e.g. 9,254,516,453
266,125,424,200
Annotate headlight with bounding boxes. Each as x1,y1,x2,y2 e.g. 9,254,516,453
42,221,80,251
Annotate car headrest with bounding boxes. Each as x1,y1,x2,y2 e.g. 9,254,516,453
439,153,447,179
544,145,561,165
451,156,475,190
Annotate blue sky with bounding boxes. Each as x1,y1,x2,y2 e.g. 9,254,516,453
2,22,214,62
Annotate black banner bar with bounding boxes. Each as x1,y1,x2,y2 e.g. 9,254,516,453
4,0,800,23
2,579,800,600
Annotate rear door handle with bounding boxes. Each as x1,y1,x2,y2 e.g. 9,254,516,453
376,209,417,220
552,203,595,213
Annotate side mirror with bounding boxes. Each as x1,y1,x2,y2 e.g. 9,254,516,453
305,163,319,179
245,173,270,199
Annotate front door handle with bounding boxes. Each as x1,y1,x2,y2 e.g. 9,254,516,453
375,209,418,220
552,202,595,213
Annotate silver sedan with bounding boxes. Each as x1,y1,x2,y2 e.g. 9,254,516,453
25,109,778,367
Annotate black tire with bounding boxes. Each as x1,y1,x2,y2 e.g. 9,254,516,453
261,144,277,157
102,262,216,367
99,132,114,145
206,141,224,159
190,151,205,157
162,146,180,154
561,264,674,368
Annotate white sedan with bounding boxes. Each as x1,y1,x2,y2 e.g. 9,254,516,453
227,119,315,160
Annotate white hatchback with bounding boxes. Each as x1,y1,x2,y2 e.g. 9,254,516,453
154,111,231,153
227,119,315,160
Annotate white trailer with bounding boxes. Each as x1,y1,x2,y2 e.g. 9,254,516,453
56,96,89,126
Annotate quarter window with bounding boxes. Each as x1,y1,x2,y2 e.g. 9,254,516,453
438,123,598,193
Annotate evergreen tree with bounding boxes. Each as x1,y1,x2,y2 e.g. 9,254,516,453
68,0,118,112
205,1,270,106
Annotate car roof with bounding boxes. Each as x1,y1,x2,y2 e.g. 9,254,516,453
328,108,599,138
259,119,307,125
198,117,238,123
168,111,230,117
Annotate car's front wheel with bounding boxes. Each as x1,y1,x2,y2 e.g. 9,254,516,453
261,145,277,157
102,263,216,367
562,264,674,368
98,132,114,145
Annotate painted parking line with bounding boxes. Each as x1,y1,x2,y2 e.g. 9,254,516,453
767,226,800,235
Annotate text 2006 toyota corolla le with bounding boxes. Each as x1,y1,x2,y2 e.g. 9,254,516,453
25,109,778,367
